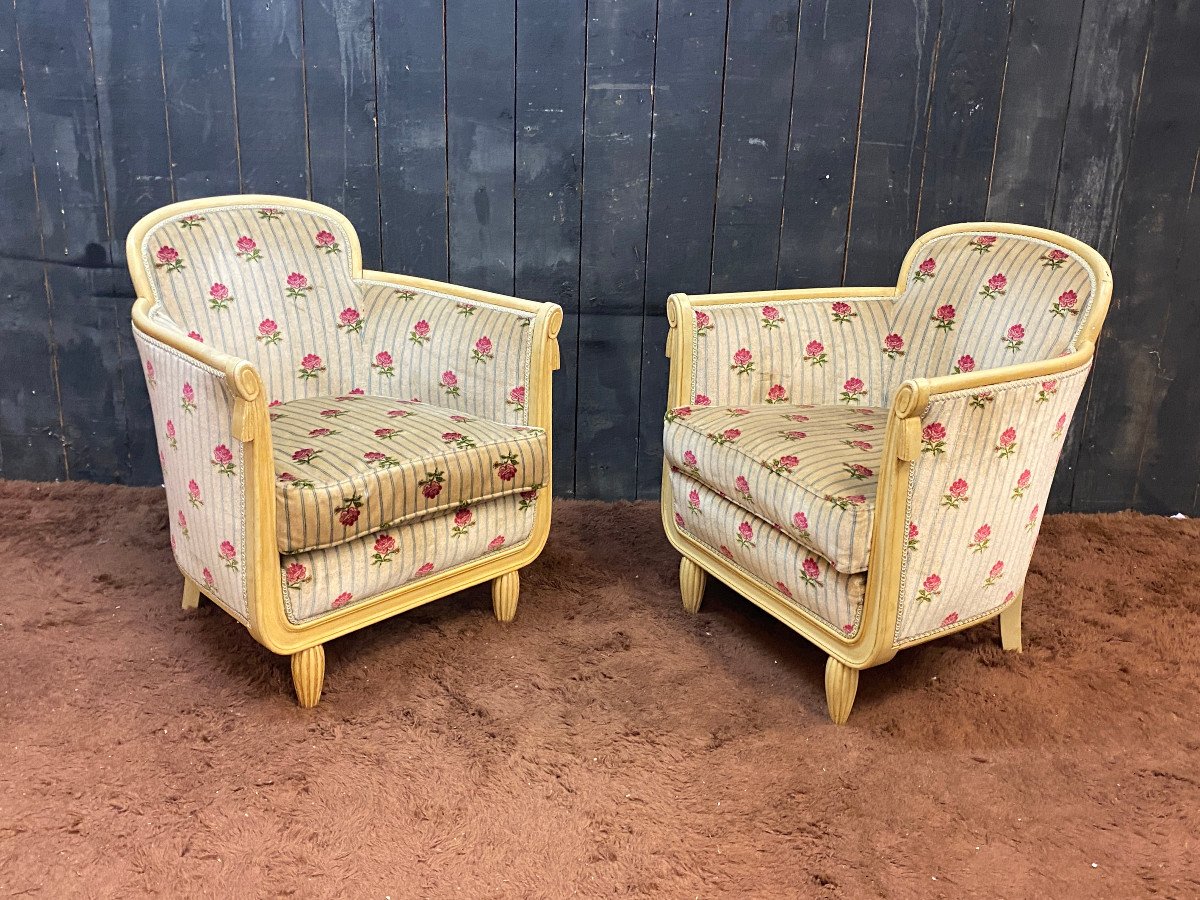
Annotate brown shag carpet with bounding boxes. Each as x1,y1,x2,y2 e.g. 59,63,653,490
1,480,1198,897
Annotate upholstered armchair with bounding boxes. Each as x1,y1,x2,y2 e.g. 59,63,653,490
661,223,1111,723
129,196,561,706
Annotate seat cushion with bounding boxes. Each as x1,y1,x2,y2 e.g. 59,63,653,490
270,394,547,553
663,402,883,574
667,470,867,638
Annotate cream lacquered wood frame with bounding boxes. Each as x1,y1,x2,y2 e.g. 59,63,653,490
128,195,562,706
661,222,1112,724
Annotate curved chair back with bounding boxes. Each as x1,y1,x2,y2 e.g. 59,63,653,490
128,196,365,403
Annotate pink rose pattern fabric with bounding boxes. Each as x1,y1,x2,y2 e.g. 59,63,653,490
684,234,1094,409
270,394,546,553
663,403,884,573
356,279,537,426
140,204,363,403
140,203,540,426
893,363,1090,644
135,330,250,621
668,232,1099,646
668,471,867,638
280,491,537,624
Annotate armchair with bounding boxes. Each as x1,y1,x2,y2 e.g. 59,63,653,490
129,195,561,706
661,223,1111,723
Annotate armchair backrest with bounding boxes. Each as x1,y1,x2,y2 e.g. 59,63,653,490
683,223,1109,413
889,226,1103,389
127,196,365,403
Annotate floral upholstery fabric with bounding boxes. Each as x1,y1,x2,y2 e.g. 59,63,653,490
686,232,1095,409
667,471,866,638
663,403,884,574
137,203,541,427
893,362,1090,645
270,394,546,554
355,280,536,426
139,203,364,403
280,491,539,624
135,329,250,621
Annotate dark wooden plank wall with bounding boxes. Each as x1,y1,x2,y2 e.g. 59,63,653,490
2,0,1197,514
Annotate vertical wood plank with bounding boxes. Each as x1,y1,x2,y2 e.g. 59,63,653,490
844,0,941,284
1047,0,1153,511
515,0,586,496
709,0,800,291
90,0,174,484
913,0,1010,232
302,0,381,268
574,0,657,499
1072,0,1199,513
0,0,65,479
634,0,727,498
986,0,1086,224
445,0,516,294
1049,0,1153,256
776,0,871,288
230,0,309,197
376,0,448,279
159,0,241,198
18,0,128,482
1138,158,1200,516
91,0,173,248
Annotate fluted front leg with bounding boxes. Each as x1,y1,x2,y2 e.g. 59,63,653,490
181,578,201,610
679,557,707,614
492,570,519,622
825,657,860,725
999,590,1023,652
291,644,325,708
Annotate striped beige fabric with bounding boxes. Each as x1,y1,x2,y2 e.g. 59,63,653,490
270,394,547,554
894,362,1090,646
667,470,866,638
663,402,884,573
138,201,542,427
134,328,250,621
139,202,363,404
356,280,536,426
687,232,1095,410
690,294,895,408
891,232,1094,385
280,492,539,624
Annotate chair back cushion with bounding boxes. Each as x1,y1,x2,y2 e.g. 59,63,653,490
889,230,1096,385
135,201,363,402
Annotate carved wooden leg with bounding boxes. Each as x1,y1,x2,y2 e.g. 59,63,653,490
181,578,201,610
1000,590,1023,652
825,656,860,725
492,570,519,623
291,645,325,708
679,557,707,614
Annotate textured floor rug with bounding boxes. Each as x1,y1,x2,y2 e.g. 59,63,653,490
1,480,1197,897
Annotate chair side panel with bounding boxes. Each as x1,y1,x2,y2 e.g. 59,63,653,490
893,362,1091,646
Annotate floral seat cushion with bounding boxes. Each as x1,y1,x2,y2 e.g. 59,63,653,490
662,403,885,574
270,394,547,553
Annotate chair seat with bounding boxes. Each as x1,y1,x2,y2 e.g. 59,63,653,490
270,394,547,553
663,402,884,574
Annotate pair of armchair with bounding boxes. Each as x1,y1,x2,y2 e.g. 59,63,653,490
130,196,560,706
661,223,1111,722
132,198,1110,724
